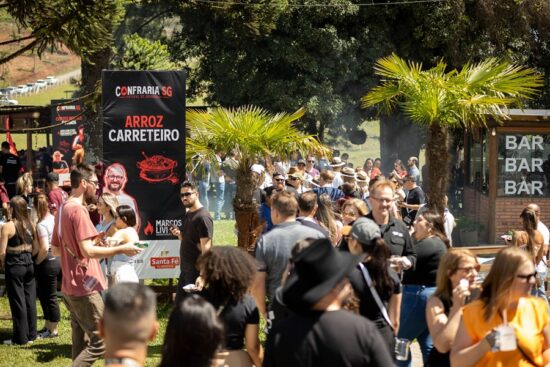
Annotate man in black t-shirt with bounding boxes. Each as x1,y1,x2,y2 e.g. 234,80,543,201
264,238,393,367
0,141,21,198
170,181,213,305
400,175,426,226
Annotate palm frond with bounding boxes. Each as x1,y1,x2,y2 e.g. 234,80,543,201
362,54,543,129
186,106,330,166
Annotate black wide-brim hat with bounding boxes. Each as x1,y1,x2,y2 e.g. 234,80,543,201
282,238,360,312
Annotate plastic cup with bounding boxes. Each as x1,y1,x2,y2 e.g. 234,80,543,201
395,337,411,361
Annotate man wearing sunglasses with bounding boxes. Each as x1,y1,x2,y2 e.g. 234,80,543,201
305,156,320,179
170,181,213,305
272,172,286,191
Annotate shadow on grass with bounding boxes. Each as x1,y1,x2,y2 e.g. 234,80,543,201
0,327,13,340
148,344,163,358
30,342,72,363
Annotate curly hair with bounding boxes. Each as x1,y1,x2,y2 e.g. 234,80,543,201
198,246,256,302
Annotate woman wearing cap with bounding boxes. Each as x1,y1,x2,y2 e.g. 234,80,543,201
198,246,262,367
397,210,448,366
426,249,479,367
347,217,402,355
451,246,550,367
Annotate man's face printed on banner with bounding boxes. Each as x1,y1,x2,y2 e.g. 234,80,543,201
105,165,127,193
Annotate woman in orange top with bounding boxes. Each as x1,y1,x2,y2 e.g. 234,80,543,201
451,247,550,367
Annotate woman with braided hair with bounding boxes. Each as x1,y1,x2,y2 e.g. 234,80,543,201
198,246,262,367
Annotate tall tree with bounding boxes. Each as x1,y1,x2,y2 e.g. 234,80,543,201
172,0,549,165
171,1,385,140
186,106,330,251
362,54,542,213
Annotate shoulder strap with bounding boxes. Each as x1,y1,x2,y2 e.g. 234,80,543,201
57,201,81,261
358,262,393,329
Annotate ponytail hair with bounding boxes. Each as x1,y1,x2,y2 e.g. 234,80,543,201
363,238,394,299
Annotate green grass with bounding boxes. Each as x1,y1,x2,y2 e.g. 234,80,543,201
0,294,170,367
327,119,381,169
0,219,236,366
16,83,78,106
212,218,237,246
327,119,425,171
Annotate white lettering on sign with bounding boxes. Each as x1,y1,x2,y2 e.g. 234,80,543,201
504,158,543,172
502,135,545,196
505,180,544,196
505,135,544,150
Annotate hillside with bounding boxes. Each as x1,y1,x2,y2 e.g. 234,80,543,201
0,13,81,87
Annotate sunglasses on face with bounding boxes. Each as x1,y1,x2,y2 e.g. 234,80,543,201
307,160,315,163
274,178,285,182
180,192,196,198
516,272,537,282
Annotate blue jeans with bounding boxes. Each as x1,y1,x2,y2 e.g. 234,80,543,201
224,182,236,218
198,181,210,212
396,284,436,367
533,266,548,303
214,182,225,220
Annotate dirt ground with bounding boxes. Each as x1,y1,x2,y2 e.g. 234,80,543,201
0,22,80,86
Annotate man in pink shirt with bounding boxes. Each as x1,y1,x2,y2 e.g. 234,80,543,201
52,164,141,367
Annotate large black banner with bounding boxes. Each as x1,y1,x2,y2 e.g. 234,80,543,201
102,71,186,278
51,99,85,184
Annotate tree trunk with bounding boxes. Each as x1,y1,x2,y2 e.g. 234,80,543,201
234,160,262,253
380,112,424,174
80,47,111,164
426,123,450,214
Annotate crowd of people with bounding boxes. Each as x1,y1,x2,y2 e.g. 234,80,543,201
1,141,550,367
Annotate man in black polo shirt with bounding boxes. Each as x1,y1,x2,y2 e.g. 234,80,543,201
366,179,416,271
0,141,21,198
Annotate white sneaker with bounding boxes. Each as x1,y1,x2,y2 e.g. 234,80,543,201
3,339,33,345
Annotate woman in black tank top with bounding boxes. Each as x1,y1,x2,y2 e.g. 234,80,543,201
426,249,480,366
0,195,38,345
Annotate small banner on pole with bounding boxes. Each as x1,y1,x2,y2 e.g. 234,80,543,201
50,99,84,185
102,70,186,279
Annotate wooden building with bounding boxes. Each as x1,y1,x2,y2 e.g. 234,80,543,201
464,109,550,244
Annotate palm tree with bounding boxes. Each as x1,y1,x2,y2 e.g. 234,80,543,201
362,54,543,213
187,106,330,251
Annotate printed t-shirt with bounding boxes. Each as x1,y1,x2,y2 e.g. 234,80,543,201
462,297,548,367
48,187,68,213
0,152,21,183
51,200,106,296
